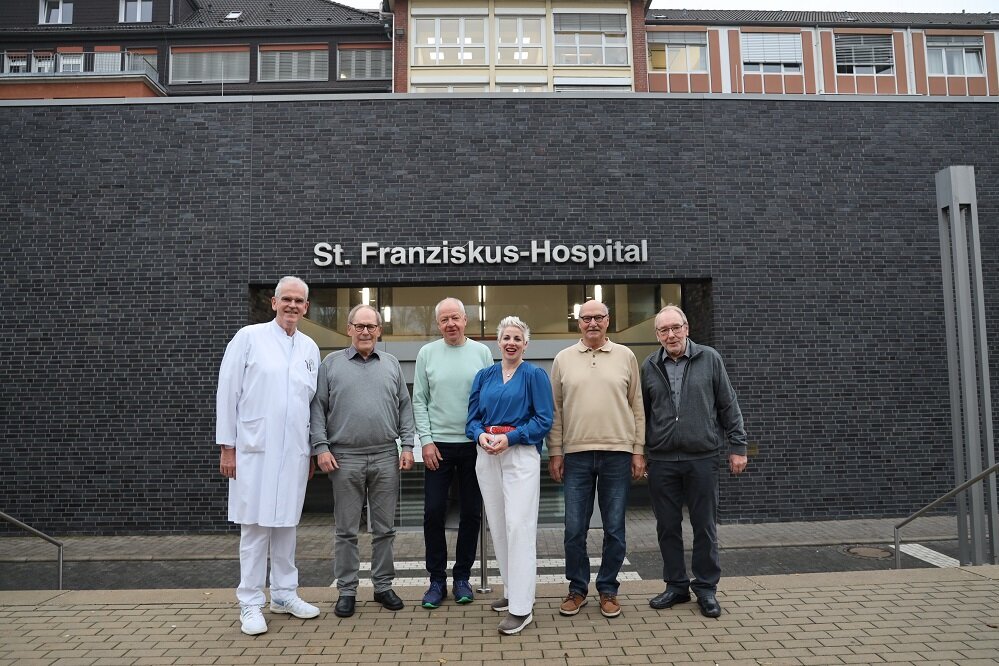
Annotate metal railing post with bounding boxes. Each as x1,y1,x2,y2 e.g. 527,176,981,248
0,510,65,590
476,512,491,594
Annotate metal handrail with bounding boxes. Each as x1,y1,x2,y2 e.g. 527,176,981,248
0,511,64,589
894,461,999,568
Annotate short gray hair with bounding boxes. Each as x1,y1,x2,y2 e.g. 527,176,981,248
496,315,530,343
275,276,309,300
657,304,687,325
348,304,381,325
434,297,466,320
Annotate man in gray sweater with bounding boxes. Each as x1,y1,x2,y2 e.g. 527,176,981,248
311,304,416,618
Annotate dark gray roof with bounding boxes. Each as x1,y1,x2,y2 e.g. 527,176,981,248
176,0,382,28
0,0,382,33
645,9,999,28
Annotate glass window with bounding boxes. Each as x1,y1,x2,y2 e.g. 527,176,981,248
647,32,707,73
411,84,488,92
926,35,984,77
4,54,28,73
497,17,545,66
40,0,73,24
259,48,329,82
413,17,487,67
121,0,152,23
59,53,83,72
338,48,389,80
741,32,803,74
834,34,894,75
553,12,629,67
497,83,547,92
169,48,250,84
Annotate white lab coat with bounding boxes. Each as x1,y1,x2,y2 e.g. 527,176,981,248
216,319,320,527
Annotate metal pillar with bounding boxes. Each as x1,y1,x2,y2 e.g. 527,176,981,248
935,165,999,565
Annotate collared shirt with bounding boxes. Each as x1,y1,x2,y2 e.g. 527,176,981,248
658,340,690,410
345,345,380,363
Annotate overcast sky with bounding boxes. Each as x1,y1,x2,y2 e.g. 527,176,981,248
341,0,997,13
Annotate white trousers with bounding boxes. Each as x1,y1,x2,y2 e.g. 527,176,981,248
476,445,540,616
236,524,299,606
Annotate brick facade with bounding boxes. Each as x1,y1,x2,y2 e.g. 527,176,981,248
1,96,997,533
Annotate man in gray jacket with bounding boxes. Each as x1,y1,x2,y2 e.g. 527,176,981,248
310,304,416,618
640,305,748,618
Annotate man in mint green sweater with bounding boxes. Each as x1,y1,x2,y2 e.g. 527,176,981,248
413,298,494,608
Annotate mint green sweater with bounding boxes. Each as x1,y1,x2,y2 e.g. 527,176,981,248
412,337,494,445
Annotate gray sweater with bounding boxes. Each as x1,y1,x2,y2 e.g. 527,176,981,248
309,347,416,456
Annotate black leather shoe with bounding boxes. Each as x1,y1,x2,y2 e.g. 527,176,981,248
696,594,722,618
649,590,691,609
334,596,355,618
373,589,405,611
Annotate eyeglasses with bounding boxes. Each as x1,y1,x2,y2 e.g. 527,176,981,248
579,315,607,324
656,324,686,336
350,323,380,332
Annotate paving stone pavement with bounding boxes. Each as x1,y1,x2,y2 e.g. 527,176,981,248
1,568,997,665
3,510,993,665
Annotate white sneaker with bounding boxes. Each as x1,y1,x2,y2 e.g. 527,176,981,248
239,605,268,635
270,595,320,619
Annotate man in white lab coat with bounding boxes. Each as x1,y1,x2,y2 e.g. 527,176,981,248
216,275,321,636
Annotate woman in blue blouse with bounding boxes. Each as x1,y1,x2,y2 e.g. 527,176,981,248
467,315,554,635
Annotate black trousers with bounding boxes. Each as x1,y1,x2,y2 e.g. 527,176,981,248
647,456,721,596
423,442,482,582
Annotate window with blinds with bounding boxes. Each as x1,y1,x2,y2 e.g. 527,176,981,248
170,49,249,84
741,33,802,73
647,31,707,73
834,34,894,75
553,13,628,66
259,49,329,82
338,49,390,80
926,35,984,76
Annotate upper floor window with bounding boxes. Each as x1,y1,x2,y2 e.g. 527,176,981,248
39,0,73,24
169,47,250,84
554,13,628,66
259,47,329,82
926,35,984,76
121,0,153,23
338,48,390,80
741,32,802,73
497,17,545,66
411,83,489,92
648,31,707,73
835,34,894,75
413,17,487,66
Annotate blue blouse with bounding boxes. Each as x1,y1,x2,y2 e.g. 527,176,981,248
466,362,554,453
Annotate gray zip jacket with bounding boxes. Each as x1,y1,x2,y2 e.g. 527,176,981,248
640,339,747,461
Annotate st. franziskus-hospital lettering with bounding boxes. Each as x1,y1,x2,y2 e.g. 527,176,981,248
314,239,648,269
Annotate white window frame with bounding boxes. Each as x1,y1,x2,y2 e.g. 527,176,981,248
413,17,488,67
553,13,629,67
4,54,28,74
740,33,802,74
411,83,489,92
926,35,985,77
496,83,548,92
258,48,329,82
169,48,250,84
120,0,153,23
834,34,894,76
337,48,390,81
39,0,73,25
58,53,83,72
496,16,546,67
647,32,708,73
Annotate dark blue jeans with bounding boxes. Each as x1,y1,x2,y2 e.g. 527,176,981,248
423,442,482,582
647,457,721,597
562,450,632,596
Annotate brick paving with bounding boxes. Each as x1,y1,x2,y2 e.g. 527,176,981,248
2,511,988,665
1,568,997,665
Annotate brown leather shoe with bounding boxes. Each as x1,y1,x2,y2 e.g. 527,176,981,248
558,591,588,616
599,592,621,618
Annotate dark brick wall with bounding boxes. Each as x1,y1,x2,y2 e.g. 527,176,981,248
1,96,996,533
